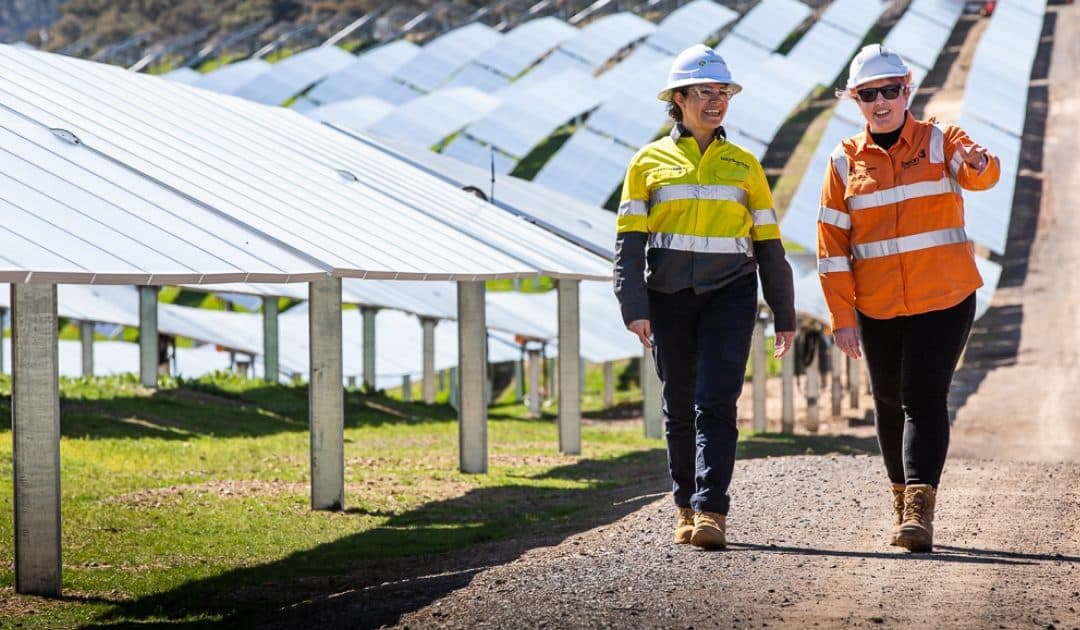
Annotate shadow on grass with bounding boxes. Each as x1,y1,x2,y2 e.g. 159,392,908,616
88,433,878,629
0,380,459,441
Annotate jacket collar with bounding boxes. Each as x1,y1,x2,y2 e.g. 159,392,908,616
854,111,915,152
670,123,727,143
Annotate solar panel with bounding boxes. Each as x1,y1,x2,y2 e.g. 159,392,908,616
364,137,618,258
729,0,813,54
724,54,822,144
595,45,671,93
307,40,420,104
0,44,611,281
161,67,202,86
645,0,739,55
714,35,773,71
908,0,966,29
306,96,396,132
533,128,635,207
468,16,577,79
819,0,888,37
785,20,863,87
365,87,500,148
954,114,1022,255
558,12,655,68
196,58,271,95
463,68,603,159
443,62,511,92
368,77,427,105
440,133,518,173
973,256,1002,321
389,23,504,95
232,45,356,105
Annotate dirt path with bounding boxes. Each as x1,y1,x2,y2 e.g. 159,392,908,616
374,5,1080,630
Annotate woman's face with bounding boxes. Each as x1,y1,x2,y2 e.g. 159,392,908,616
851,77,908,133
674,82,731,134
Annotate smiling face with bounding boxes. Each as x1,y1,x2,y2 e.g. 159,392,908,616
673,82,731,136
851,77,909,133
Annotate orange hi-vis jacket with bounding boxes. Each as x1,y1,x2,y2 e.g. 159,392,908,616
817,114,1000,330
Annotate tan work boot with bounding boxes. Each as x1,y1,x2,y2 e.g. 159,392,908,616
895,484,936,552
690,511,727,549
674,507,695,544
889,483,905,546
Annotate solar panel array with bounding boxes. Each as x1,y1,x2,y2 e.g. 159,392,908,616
364,87,499,149
231,45,355,105
444,17,577,92
306,40,420,105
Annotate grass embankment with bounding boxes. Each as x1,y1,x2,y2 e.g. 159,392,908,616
0,371,876,627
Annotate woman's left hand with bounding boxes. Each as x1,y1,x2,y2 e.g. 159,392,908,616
774,331,795,359
955,141,989,172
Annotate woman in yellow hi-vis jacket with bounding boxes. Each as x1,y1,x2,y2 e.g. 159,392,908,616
613,45,796,550
818,45,1000,552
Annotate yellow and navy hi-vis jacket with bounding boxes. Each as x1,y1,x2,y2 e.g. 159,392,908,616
613,124,795,330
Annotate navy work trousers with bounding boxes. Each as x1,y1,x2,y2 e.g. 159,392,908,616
648,273,757,515
858,293,976,487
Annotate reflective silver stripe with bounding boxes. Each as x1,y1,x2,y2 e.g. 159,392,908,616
650,184,748,206
618,199,648,216
752,208,778,225
930,125,945,164
830,146,848,188
648,232,753,255
949,152,964,178
852,227,969,260
847,176,961,211
818,206,851,230
818,256,851,273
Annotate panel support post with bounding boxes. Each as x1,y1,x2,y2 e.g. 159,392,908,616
263,296,279,383
751,315,767,432
309,276,344,510
527,348,542,418
402,375,412,402
0,306,6,374
138,286,158,388
457,281,487,473
642,349,663,439
421,317,437,404
361,307,377,390
11,283,62,597
602,360,614,408
781,347,795,434
557,279,581,455
80,320,94,377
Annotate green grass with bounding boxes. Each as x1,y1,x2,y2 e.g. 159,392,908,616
0,372,875,627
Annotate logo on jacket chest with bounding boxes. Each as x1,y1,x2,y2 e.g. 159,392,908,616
902,149,928,169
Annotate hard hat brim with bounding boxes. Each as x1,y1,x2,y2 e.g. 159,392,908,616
657,78,743,102
846,70,911,90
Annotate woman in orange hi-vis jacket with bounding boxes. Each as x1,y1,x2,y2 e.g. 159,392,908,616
817,44,1000,553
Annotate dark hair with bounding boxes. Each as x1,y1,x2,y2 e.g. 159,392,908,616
667,89,685,122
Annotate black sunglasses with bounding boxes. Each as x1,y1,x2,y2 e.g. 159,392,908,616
856,84,904,103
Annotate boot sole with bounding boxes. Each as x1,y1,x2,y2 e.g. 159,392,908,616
674,527,694,544
690,532,726,549
895,527,933,552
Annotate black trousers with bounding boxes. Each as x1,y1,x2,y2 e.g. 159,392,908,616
857,293,976,487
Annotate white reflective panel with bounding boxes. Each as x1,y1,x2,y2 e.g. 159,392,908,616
788,252,830,323
232,45,356,105
196,58,272,94
646,0,739,55
162,67,202,85
366,87,500,149
714,35,773,72
307,40,420,104
0,44,610,281
595,47,671,94
306,96,396,132
962,64,1029,138
954,114,1022,255
999,0,1048,17
585,95,667,149
725,55,821,144
518,48,593,91
391,23,503,93
441,134,519,173
818,0,888,37
909,0,966,29
472,16,577,78
444,62,510,92
288,96,318,113
533,128,635,207
882,9,955,71
365,138,617,258
729,0,813,54
465,69,603,158
559,12,655,68
778,113,861,251
0,106,323,284
786,21,863,87
955,114,1022,170
368,77,427,105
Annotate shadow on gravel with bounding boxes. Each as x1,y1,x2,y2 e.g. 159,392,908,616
949,10,1056,418
730,542,1072,567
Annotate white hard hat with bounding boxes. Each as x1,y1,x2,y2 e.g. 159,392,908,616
845,44,910,89
657,44,742,102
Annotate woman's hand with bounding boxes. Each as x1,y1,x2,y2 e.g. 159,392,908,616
774,331,795,359
833,326,862,359
955,141,989,173
626,319,653,348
